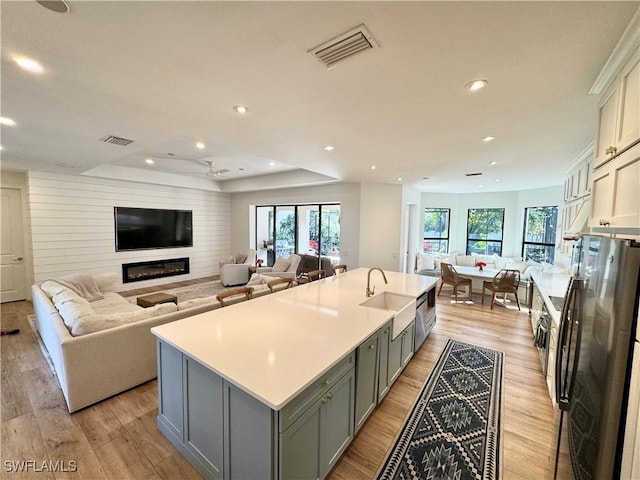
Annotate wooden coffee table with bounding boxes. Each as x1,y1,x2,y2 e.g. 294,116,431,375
137,292,178,308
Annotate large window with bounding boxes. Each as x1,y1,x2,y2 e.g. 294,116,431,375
522,206,558,263
466,208,504,255
255,204,341,266
423,208,450,253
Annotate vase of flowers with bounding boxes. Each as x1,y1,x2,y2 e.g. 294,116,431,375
256,259,264,267
476,261,486,271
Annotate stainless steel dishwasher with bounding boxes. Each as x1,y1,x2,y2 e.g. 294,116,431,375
414,286,436,351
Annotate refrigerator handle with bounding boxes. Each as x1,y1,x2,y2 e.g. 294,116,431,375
555,278,584,410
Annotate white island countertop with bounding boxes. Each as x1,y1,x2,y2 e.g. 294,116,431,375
152,268,436,411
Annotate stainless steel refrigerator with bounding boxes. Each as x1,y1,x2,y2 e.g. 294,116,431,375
553,235,640,479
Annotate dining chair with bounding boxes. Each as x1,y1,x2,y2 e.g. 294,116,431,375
332,264,347,275
307,269,326,282
437,262,472,303
267,277,294,293
482,269,521,310
216,286,254,307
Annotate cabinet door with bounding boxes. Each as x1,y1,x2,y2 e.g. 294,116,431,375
377,323,391,401
319,370,355,478
388,332,403,385
355,333,380,432
590,166,614,227
616,51,640,153
401,324,415,367
280,402,321,480
610,151,640,228
184,358,224,478
594,83,619,168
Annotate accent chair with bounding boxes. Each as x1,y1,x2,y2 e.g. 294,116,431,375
438,262,472,303
482,269,521,310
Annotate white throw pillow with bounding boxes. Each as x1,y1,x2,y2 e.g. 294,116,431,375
271,256,290,273
455,254,476,267
434,254,455,269
234,252,248,264
40,280,70,299
416,253,435,271
476,254,496,268
508,260,530,273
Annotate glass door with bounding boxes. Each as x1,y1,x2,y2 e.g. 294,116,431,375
275,206,295,259
320,205,341,265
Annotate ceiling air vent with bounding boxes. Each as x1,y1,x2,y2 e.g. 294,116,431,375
465,172,483,177
100,135,134,147
309,24,379,69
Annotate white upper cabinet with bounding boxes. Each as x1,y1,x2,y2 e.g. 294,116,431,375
594,48,639,168
589,10,640,229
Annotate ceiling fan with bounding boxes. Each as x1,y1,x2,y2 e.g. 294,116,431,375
172,159,230,178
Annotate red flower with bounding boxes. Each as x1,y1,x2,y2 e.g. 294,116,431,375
475,261,487,268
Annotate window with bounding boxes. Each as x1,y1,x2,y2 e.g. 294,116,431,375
423,208,450,253
522,206,558,263
466,208,504,255
255,204,341,267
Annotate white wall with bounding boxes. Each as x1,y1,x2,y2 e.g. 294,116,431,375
420,186,563,259
230,183,362,268
359,184,403,271
26,171,231,289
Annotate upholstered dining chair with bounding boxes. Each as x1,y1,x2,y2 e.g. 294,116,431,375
267,277,293,293
307,269,326,282
216,286,254,307
332,264,347,275
438,262,472,303
482,269,521,310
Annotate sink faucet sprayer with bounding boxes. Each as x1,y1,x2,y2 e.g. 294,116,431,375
366,268,388,297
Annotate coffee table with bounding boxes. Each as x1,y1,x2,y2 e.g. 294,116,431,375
137,292,178,308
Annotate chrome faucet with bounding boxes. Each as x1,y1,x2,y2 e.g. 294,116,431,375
366,267,388,297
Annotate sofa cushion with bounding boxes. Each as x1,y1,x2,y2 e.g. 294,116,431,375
455,254,476,267
91,292,141,314
476,254,497,268
94,273,120,293
247,273,271,285
433,253,456,270
272,256,290,273
416,253,435,271
72,302,178,336
234,252,248,264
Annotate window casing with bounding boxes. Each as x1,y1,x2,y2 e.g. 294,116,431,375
466,208,504,255
522,206,558,263
423,208,450,253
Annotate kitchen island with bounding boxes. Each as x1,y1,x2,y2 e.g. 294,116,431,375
152,268,436,480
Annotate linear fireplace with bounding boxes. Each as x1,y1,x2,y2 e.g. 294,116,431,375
122,257,190,283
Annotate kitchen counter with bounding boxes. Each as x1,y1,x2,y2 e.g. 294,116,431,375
152,267,435,410
530,270,571,325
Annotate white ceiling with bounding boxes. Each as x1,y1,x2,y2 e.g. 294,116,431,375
1,1,638,193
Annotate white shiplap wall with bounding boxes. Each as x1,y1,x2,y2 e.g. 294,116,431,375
27,171,231,289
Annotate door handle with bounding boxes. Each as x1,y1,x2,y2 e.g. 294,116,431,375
14,257,23,261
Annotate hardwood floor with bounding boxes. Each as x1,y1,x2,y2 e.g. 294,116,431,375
1,287,566,479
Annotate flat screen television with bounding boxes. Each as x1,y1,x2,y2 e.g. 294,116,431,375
114,207,193,251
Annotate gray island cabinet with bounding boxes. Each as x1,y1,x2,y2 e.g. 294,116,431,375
152,268,437,480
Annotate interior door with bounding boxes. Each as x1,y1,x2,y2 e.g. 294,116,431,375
1,188,26,302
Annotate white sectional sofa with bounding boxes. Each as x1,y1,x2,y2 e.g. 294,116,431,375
31,272,277,412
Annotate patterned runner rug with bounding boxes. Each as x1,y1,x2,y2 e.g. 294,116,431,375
377,339,504,480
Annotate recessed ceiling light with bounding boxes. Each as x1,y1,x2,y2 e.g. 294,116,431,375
324,145,335,152
495,178,501,182
13,56,44,74
397,177,402,182
481,136,495,143
145,158,154,165
370,165,376,170
489,161,498,166
465,79,488,92
478,184,484,188
195,142,205,150
0,117,16,126
233,105,248,114
269,161,276,166
0,145,3,151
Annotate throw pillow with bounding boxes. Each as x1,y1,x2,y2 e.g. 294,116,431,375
416,253,435,271
246,273,269,286
272,256,290,273
455,254,476,267
234,252,248,264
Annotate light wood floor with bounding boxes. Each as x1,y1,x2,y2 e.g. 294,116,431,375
1,285,568,479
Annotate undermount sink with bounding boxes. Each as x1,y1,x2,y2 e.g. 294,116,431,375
360,292,416,339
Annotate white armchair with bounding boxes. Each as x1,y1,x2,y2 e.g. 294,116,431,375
219,249,256,286
259,254,301,280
